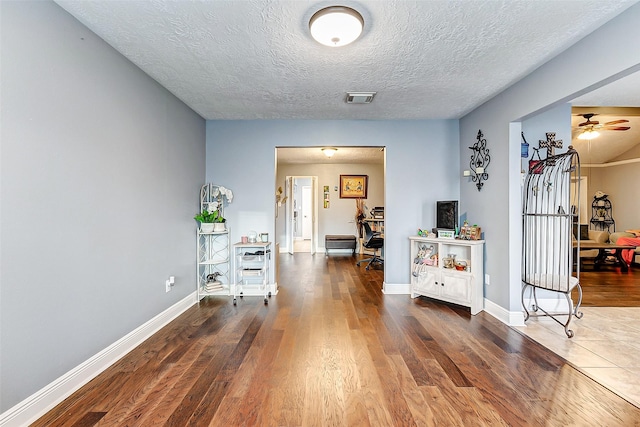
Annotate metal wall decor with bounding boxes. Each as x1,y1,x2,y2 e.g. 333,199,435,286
469,129,490,191
538,132,562,165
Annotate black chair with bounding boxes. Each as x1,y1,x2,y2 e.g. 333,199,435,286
357,222,384,270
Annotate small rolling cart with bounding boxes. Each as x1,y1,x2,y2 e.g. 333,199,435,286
233,241,272,305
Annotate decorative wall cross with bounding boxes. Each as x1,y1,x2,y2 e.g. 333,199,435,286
538,132,562,165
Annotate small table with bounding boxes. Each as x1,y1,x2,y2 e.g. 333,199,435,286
574,242,636,271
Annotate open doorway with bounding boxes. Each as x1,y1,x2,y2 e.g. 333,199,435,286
275,146,385,262
515,81,640,407
286,176,318,254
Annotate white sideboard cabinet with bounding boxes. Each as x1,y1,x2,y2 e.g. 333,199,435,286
409,236,485,315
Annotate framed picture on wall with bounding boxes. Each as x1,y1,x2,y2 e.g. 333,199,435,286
340,175,368,198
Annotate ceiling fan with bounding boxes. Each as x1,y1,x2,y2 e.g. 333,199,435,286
575,113,630,140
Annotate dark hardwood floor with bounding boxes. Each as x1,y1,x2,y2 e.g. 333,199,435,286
32,254,640,426
578,259,640,306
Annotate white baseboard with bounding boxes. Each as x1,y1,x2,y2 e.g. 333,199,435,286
376,285,529,328
483,297,572,327
483,298,526,326
0,293,197,427
382,282,410,294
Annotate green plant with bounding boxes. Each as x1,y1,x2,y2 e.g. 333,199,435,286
194,209,225,223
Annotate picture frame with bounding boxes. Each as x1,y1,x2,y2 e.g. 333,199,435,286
340,175,368,199
437,230,455,239
436,200,458,230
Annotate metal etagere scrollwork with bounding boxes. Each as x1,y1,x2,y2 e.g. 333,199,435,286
469,129,490,191
521,148,582,338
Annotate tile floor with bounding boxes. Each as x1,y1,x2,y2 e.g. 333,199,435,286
514,307,640,408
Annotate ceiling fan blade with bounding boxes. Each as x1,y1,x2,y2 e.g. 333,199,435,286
602,126,631,131
603,119,629,125
578,120,599,126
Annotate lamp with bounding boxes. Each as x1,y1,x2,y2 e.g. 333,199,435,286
309,6,364,47
322,147,337,158
577,129,600,140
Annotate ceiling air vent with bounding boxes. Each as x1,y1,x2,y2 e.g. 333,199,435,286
346,92,376,104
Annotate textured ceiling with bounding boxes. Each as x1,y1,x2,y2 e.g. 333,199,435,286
54,0,637,121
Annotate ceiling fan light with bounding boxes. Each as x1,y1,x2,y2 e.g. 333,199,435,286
309,6,364,47
578,130,600,140
322,147,337,158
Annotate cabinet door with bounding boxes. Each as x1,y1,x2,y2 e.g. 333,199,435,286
440,272,471,304
413,267,440,296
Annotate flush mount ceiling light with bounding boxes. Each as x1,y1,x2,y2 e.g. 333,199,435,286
322,147,338,158
309,6,364,47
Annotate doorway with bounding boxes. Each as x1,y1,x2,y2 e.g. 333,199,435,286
275,146,385,271
285,175,318,255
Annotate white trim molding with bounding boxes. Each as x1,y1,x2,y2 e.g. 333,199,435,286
382,282,410,294
582,157,640,168
0,293,197,427
483,298,526,326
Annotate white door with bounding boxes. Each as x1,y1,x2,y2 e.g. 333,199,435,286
302,186,312,239
286,176,294,255
311,176,318,255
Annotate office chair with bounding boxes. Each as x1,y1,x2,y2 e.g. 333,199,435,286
357,222,384,270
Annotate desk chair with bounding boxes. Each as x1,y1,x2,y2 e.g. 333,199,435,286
357,222,384,270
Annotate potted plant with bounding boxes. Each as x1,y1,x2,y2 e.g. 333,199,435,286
196,184,233,233
211,210,226,232
194,208,225,232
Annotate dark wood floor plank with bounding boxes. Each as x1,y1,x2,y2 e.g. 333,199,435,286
69,411,106,427
163,342,236,425
32,253,640,426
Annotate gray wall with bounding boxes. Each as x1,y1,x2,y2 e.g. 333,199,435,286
206,120,460,286
460,3,640,311
276,162,385,251
583,143,640,232
587,162,640,232
0,1,205,410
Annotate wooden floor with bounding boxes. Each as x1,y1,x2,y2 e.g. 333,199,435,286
33,254,640,426
578,259,640,306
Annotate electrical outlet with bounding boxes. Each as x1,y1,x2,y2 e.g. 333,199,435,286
165,279,172,293
485,274,490,285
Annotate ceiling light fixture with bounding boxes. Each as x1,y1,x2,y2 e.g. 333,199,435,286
578,129,600,140
322,147,338,158
309,6,364,47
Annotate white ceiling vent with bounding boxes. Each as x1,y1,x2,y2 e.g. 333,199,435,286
346,92,376,104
